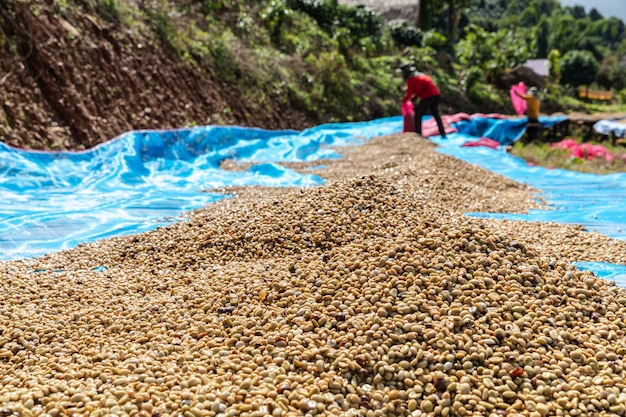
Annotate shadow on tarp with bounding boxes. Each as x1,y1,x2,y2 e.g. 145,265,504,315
0,118,402,261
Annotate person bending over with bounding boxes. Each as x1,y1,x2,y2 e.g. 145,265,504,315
402,66,446,138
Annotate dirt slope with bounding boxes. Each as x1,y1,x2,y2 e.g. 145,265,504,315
0,1,308,151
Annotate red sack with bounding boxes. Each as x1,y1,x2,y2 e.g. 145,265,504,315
402,101,415,133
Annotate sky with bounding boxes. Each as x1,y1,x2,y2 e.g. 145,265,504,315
557,0,626,23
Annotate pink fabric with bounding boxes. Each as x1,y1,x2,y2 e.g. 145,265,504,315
402,101,415,133
421,116,457,137
510,82,527,116
550,139,615,162
461,137,500,150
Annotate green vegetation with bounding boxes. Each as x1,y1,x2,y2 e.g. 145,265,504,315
560,50,599,88
39,0,626,162
468,0,626,94
45,0,624,125
510,138,626,174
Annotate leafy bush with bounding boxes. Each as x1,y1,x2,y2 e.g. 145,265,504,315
467,83,502,107
209,33,236,80
236,11,254,34
93,0,120,22
287,0,338,31
597,55,626,90
192,0,240,14
148,10,184,54
386,19,422,47
280,11,337,55
337,5,382,44
305,51,355,116
560,50,599,87
401,46,439,75
547,49,561,83
422,31,447,50
260,1,291,41
287,0,382,52
457,24,534,82
463,66,484,93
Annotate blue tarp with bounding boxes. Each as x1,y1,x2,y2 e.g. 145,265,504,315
1,114,625,287
576,262,626,287
430,119,626,240
452,115,567,146
0,120,400,260
431,115,626,287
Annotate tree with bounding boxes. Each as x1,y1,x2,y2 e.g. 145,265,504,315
589,7,603,22
571,5,585,19
578,37,604,62
617,39,626,59
560,49,599,87
597,55,617,89
417,0,438,30
446,0,470,39
597,55,626,90
418,0,469,38
457,24,534,81
536,17,549,58
548,14,579,53
532,0,558,16
548,49,561,82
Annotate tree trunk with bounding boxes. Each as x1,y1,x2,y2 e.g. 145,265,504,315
448,0,454,36
416,0,423,28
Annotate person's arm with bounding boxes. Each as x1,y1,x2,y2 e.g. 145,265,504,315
403,77,424,103
402,79,414,103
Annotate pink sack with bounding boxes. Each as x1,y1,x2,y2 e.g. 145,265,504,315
510,82,527,116
551,139,615,161
402,101,415,133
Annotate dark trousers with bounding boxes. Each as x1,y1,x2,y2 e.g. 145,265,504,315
414,95,446,138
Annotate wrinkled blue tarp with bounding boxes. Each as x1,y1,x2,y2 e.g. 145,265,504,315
432,116,626,287
1,114,625,289
0,120,401,260
452,115,567,146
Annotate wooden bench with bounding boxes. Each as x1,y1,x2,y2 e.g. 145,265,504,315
578,88,613,101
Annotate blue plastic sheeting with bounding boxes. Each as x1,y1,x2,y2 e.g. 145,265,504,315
0,119,402,260
431,131,626,240
453,115,567,146
576,262,626,287
594,119,626,138
430,115,626,286
2,112,626,289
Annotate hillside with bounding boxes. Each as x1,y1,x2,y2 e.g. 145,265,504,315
1,0,624,152
0,1,318,150
0,0,518,152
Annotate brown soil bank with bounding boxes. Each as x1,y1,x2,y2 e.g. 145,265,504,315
0,1,310,151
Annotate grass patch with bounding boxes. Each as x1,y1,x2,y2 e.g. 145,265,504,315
510,138,626,175
585,102,626,114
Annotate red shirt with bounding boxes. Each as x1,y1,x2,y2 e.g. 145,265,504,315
403,74,440,102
